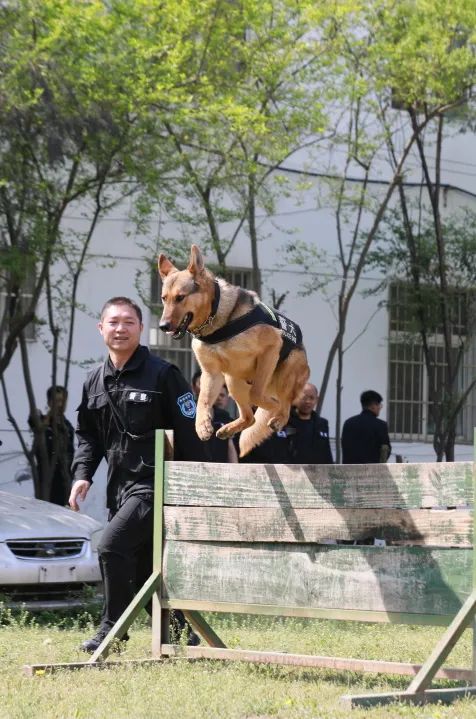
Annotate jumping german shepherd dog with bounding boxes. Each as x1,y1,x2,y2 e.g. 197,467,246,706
158,245,310,456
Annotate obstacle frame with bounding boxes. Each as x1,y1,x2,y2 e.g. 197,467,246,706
24,429,476,709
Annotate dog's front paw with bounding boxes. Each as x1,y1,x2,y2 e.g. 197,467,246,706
196,415,214,441
216,423,235,440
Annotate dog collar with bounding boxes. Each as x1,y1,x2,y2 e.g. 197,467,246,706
190,281,221,336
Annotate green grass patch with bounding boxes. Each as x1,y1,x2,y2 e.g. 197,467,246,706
1,607,476,718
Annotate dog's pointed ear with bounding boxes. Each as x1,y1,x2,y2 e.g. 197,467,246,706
158,254,177,279
187,244,204,276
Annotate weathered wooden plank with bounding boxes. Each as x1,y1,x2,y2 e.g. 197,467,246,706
164,506,473,546
152,431,166,658
161,644,474,682
23,658,166,676
162,598,458,625
24,652,475,686
163,541,472,616
164,461,473,509
342,687,476,709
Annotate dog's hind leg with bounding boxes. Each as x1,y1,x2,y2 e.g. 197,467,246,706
247,340,281,412
267,349,310,432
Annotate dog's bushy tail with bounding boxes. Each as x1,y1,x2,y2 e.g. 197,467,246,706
239,407,273,457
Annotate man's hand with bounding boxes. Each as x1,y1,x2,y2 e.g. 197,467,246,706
69,479,91,511
379,444,391,463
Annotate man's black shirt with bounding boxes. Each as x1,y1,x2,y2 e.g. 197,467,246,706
288,411,333,464
205,407,233,463
341,409,391,464
72,345,205,510
241,410,333,465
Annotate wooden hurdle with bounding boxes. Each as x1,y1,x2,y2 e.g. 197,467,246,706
25,429,476,708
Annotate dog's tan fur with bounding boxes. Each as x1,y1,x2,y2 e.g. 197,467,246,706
158,245,310,456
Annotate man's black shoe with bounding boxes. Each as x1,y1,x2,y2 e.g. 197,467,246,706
187,630,200,647
80,628,129,653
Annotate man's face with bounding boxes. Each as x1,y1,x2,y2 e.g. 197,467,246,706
369,401,383,417
98,304,142,355
214,386,229,410
295,384,318,417
49,390,67,414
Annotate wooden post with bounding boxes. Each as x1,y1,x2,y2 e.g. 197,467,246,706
151,429,166,657
473,428,476,683
404,591,476,694
88,570,161,663
472,615,476,686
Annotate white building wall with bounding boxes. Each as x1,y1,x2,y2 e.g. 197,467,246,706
2,125,476,522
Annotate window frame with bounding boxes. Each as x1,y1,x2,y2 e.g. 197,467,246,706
388,281,476,443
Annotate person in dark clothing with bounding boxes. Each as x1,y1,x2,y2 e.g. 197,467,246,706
28,386,75,505
191,371,238,463
341,389,391,464
70,296,206,653
207,385,238,463
287,382,333,464
238,429,291,464
241,382,333,465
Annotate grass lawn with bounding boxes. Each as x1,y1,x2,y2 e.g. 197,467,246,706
1,604,476,719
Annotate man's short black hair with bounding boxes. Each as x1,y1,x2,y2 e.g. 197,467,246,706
100,297,142,323
47,385,68,402
360,390,383,408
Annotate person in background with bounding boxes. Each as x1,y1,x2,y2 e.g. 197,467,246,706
28,386,75,505
70,296,205,653
241,382,333,465
191,369,202,401
341,389,391,464
287,382,333,464
191,370,238,463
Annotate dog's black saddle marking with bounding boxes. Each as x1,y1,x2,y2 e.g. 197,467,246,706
196,302,303,363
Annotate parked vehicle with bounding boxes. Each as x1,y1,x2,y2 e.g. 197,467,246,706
0,490,103,610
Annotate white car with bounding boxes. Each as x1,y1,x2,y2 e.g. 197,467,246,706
0,490,103,610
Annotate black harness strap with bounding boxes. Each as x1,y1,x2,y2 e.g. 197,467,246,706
197,302,303,363
101,365,156,441
210,280,221,317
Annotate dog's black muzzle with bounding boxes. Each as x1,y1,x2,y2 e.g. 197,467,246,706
159,313,193,340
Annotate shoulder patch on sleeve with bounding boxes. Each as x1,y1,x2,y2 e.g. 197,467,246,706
177,392,196,419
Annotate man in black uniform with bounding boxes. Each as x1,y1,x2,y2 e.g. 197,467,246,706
241,382,333,465
287,382,333,464
341,389,391,464
69,296,205,652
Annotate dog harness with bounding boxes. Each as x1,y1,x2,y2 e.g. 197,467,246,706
193,284,303,363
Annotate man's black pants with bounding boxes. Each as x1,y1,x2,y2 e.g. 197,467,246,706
97,493,154,629
97,493,187,634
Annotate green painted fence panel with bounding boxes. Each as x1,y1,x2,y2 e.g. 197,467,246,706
164,461,473,510
163,541,472,616
164,506,473,546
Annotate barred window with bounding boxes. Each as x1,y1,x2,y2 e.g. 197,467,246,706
149,266,254,383
388,282,476,442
